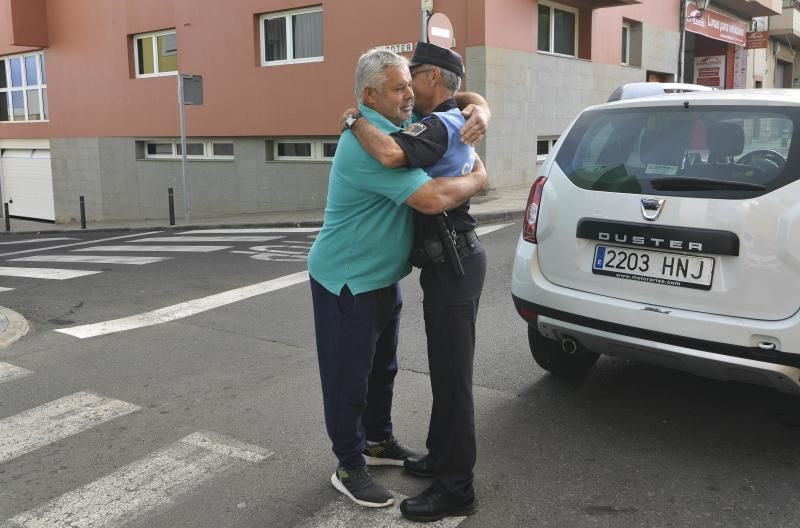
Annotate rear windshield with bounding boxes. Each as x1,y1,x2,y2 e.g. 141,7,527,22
555,105,800,198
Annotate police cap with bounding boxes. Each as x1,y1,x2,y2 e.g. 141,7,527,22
409,41,465,79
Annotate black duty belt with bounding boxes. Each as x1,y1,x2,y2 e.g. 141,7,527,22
455,230,479,257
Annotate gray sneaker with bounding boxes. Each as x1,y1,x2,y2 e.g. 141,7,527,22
363,436,419,466
330,467,394,508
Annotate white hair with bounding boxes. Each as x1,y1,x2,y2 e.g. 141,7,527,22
438,68,462,95
354,48,408,104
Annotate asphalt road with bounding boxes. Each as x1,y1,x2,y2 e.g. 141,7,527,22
1,224,800,528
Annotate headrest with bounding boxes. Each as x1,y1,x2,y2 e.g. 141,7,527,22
640,129,687,166
707,122,744,159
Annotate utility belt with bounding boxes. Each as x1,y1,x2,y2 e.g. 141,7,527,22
410,212,478,277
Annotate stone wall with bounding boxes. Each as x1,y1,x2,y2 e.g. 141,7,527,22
50,137,331,222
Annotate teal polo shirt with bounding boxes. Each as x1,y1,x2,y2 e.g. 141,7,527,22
308,104,431,296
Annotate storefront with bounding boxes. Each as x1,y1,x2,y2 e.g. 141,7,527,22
683,2,749,89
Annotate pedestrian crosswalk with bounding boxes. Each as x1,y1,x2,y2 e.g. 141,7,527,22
0,361,274,528
0,228,321,286
2,431,272,528
8,255,170,265
0,359,466,527
0,362,32,384
0,266,101,280
0,391,140,464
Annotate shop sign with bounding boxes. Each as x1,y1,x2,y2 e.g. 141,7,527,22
686,3,747,47
733,48,747,89
746,31,769,49
694,55,726,89
376,42,414,54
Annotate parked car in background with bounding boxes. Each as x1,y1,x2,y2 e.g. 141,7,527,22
511,85,800,395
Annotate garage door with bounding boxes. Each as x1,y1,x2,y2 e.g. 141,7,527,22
1,148,55,221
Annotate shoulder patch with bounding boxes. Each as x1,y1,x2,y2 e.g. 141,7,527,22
402,122,428,137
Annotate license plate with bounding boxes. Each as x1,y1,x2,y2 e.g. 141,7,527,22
592,244,715,290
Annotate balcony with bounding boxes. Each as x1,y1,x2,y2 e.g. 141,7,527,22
770,2,800,46
712,0,782,17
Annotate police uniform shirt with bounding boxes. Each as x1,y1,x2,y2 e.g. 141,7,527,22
390,98,477,232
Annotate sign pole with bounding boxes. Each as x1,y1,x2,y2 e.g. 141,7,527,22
177,74,189,223
421,0,433,42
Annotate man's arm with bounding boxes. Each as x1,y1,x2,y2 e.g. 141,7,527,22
405,155,487,215
339,108,407,168
454,92,491,146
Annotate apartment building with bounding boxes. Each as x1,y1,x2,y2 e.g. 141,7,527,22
767,0,800,88
0,0,683,224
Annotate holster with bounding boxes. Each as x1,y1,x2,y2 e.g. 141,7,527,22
410,212,465,277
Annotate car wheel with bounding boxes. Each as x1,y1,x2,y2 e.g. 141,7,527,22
528,324,599,378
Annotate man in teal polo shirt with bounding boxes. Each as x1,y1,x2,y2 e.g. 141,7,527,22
308,48,487,509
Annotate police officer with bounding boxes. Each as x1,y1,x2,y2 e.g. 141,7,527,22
344,42,488,522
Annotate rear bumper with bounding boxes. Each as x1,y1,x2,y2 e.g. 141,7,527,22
511,238,800,394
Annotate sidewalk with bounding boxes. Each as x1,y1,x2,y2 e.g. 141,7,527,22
0,183,531,349
0,184,531,235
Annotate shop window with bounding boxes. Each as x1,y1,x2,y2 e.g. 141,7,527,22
134,30,178,78
260,7,323,66
538,1,577,57
0,51,48,122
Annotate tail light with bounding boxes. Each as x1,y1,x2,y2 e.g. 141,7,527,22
522,176,547,243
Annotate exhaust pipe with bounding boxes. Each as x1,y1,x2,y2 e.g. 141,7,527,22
561,336,577,355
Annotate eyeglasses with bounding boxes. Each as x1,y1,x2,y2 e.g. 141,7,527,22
411,68,434,78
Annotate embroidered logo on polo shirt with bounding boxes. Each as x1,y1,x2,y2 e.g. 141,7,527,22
402,122,428,137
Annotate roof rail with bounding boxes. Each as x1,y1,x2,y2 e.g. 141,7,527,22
607,82,715,102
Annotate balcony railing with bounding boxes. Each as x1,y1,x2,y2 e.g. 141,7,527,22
784,0,800,10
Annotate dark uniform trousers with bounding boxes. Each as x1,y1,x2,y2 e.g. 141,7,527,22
309,276,402,470
419,237,487,500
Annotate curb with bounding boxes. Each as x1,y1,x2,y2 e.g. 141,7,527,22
0,306,29,349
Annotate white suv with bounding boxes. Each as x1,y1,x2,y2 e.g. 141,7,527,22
511,87,800,394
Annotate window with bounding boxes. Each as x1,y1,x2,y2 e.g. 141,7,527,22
260,7,323,66
555,107,798,199
142,140,234,160
538,2,577,57
621,23,631,65
0,51,47,122
212,142,234,158
537,136,559,162
134,30,178,77
176,142,205,157
270,138,338,161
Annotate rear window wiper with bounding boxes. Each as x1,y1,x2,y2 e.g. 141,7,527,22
650,177,766,191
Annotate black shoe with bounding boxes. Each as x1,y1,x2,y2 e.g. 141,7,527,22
404,453,435,478
330,467,394,508
363,435,419,467
400,485,477,522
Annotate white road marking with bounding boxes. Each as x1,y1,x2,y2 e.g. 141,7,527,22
0,362,33,384
0,232,162,258
179,228,320,234
0,267,101,280
295,495,467,528
476,223,514,237
0,391,140,464
56,270,310,339
0,238,78,245
9,255,171,265
1,431,272,528
0,287,13,292
132,236,282,243
72,245,230,253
